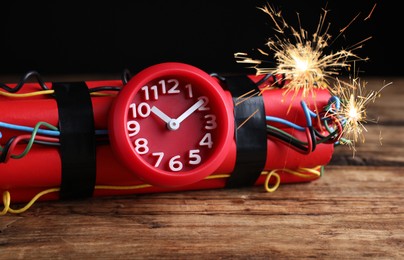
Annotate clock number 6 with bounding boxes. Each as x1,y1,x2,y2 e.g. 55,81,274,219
169,155,183,172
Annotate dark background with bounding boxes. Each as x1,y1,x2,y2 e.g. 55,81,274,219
0,1,401,77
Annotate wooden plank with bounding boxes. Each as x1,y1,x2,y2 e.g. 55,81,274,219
0,167,403,259
362,77,403,125
330,125,404,166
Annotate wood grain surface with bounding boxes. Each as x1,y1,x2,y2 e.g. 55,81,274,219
1,77,403,259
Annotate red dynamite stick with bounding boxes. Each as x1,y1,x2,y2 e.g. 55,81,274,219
0,63,333,203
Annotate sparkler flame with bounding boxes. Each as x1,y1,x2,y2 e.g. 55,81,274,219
332,77,392,151
235,4,366,97
236,2,390,157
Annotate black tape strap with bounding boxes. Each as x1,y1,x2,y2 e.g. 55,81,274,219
225,76,267,188
53,82,96,199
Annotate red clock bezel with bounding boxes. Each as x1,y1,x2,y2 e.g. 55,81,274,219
108,62,234,187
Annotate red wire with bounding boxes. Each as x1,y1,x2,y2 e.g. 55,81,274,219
304,127,313,154
328,115,344,143
4,135,59,163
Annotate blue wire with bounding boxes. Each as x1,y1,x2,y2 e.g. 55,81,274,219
0,121,108,137
0,121,60,136
300,101,314,127
328,96,341,110
266,116,306,131
266,101,318,131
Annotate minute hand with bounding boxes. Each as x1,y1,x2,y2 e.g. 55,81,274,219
175,99,205,124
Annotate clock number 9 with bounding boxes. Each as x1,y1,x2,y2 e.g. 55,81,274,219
127,120,140,136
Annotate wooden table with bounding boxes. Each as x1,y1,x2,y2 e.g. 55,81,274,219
1,76,403,259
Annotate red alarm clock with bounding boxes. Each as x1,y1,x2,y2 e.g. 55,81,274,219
109,62,234,187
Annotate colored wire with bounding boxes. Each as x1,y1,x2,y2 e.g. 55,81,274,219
266,111,315,154
209,72,226,82
300,100,317,125
1,188,60,215
0,70,130,94
265,97,348,154
266,116,306,131
121,69,132,85
0,121,59,136
266,101,317,130
263,170,281,192
1,166,323,215
327,96,341,111
283,166,322,178
0,137,15,163
0,89,55,98
0,121,59,162
88,86,121,93
270,73,286,88
0,132,110,163
266,125,309,152
0,121,108,137
7,135,59,161
0,89,120,98
255,73,272,87
305,127,314,153
0,71,49,93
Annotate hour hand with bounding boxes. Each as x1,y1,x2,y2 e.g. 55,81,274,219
151,106,172,124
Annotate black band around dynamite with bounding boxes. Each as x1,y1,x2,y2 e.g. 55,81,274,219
53,82,96,199
224,76,267,188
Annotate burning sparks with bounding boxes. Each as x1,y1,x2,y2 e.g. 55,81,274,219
235,4,366,97
332,77,392,151
235,2,390,157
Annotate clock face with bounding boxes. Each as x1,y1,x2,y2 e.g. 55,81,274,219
109,62,233,187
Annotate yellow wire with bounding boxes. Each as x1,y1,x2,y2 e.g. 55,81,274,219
263,170,281,192
262,166,322,193
89,92,117,97
0,166,322,215
0,183,155,215
279,166,322,179
0,90,55,98
95,184,152,190
1,188,60,215
205,174,231,179
0,90,117,98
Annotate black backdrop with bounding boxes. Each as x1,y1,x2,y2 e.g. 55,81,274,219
0,1,401,77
